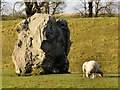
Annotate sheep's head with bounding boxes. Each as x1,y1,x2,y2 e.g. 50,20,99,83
99,71,103,77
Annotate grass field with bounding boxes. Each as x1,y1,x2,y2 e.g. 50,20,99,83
2,69,119,88
1,16,119,88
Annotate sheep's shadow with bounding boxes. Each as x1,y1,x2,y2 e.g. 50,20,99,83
79,73,120,78
104,74,120,78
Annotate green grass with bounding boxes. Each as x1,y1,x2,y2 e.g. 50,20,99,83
1,16,119,88
2,69,119,88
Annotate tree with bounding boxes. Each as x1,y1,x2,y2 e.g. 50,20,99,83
1,0,12,15
118,1,120,14
24,0,65,17
13,2,24,16
24,2,35,17
83,0,87,17
0,1,1,12
94,0,110,17
75,0,93,17
0,1,1,18
104,1,116,17
76,0,118,18
50,2,65,15
88,0,93,17
44,2,50,14
96,1,117,17
95,0,101,17
75,0,88,17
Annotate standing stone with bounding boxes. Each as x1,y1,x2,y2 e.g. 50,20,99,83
12,13,71,75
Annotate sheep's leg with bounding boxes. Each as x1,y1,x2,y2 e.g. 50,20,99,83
82,65,86,77
86,72,91,78
86,73,89,78
92,73,96,78
82,68,85,77
83,72,86,77
83,69,86,77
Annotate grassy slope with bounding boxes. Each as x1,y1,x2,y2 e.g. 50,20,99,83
1,17,119,88
66,17,118,73
2,17,118,73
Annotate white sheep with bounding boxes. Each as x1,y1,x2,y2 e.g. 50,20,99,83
82,60,103,78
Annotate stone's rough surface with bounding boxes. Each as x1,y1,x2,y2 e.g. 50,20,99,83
12,13,71,75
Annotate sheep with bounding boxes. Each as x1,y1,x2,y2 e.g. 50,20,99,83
82,60,103,78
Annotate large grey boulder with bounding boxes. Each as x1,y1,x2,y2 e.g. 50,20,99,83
12,13,71,75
